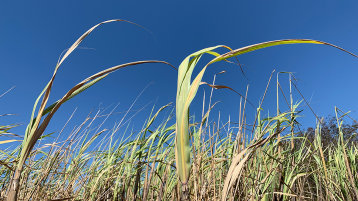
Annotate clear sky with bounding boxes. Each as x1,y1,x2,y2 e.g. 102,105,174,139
1,1,358,140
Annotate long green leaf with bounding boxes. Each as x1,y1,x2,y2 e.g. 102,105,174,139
176,45,229,184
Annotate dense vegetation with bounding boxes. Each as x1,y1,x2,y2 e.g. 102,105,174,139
1,20,358,201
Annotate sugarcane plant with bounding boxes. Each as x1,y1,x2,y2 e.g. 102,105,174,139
175,39,357,199
6,19,174,201
5,18,358,200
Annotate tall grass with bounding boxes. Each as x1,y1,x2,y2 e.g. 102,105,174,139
2,95,358,200
1,19,358,200
175,40,357,199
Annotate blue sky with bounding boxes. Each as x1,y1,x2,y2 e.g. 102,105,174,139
1,1,358,140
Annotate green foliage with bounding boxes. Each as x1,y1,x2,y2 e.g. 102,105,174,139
2,19,358,200
2,101,358,200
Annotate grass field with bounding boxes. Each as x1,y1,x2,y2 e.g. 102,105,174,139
1,20,358,201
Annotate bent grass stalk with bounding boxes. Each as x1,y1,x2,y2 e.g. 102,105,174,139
6,20,174,201
175,39,358,198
